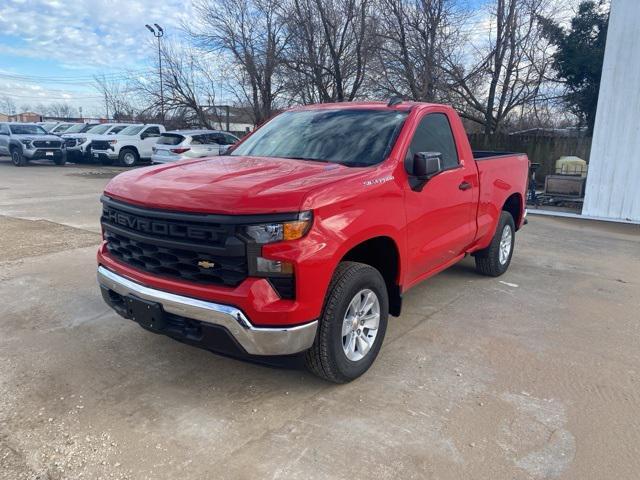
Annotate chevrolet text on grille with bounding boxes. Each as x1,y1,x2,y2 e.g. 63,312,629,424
104,208,218,241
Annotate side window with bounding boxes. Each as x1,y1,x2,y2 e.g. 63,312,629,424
143,126,161,138
407,113,459,170
0,124,9,135
223,133,237,145
110,126,126,134
210,133,224,145
190,135,205,145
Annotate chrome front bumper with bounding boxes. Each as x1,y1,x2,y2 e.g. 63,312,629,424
97,266,317,356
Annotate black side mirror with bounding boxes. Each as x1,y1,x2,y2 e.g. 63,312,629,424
408,152,442,191
414,152,442,179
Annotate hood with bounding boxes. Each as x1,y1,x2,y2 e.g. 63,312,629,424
13,133,63,142
105,155,366,214
92,133,135,142
63,132,108,140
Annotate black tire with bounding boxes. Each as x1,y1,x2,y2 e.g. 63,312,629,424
118,148,139,167
53,152,66,165
474,211,515,277
305,261,389,383
10,148,26,167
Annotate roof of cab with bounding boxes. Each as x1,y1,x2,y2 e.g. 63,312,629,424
288,100,446,113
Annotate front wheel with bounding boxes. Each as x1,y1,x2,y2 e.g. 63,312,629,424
11,148,27,166
118,148,139,167
305,262,388,383
474,211,515,276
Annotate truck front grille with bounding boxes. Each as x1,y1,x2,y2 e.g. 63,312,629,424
101,198,248,287
33,140,61,148
92,140,111,150
104,231,246,286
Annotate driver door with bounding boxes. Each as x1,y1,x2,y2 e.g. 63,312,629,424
403,111,478,284
139,126,161,158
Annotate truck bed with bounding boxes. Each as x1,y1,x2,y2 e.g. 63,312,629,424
473,152,529,245
473,150,519,160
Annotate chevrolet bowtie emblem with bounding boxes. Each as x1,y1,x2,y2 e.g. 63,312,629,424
198,260,215,269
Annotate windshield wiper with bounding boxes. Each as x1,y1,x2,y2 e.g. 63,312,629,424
286,156,330,163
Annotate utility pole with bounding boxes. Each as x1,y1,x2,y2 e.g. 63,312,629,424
145,23,165,123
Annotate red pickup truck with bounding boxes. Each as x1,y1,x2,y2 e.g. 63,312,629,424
97,101,528,382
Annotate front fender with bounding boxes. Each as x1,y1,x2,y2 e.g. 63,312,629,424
263,183,406,321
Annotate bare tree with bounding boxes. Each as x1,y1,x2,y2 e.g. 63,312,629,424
131,40,225,128
190,0,289,124
445,0,555,134
283,0,376,103
373,0,463,102
0,96,17,115
46,102,77,118
94,74,136,120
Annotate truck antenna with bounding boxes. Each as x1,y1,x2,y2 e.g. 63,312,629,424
387,96,403,107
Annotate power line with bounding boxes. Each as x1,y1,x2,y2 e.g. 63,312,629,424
0,91,104,100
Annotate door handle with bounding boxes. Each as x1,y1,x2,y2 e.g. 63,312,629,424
459,181,472,191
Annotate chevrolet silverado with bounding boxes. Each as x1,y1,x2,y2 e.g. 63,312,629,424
97,100,528,383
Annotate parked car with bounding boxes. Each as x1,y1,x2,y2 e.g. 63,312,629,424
0,122,65,166
62,123,130,163
49,123,79,135
37,121,62,132
91,124,165,166
96,101,528,382
151,130,238,164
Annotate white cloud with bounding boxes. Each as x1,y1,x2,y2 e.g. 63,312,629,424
0,0,192,69
0,0,194,114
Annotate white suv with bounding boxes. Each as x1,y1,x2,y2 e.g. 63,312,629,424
91,124,165,166
151,129,239,164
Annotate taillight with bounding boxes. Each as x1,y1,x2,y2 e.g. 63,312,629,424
170,147,191,154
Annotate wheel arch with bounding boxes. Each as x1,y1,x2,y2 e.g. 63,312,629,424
339,235,403,317
120,145,140,156
502,192,523,230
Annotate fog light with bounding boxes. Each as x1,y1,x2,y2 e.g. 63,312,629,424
256,257,293,274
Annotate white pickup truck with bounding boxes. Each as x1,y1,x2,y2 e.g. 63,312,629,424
91,124,165,166
62,123,130,163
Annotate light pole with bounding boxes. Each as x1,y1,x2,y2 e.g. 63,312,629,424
145,23,164,123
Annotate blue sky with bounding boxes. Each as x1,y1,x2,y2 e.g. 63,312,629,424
0,0,541,117
0,0,192,116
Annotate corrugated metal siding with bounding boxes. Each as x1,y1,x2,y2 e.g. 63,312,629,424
583,0,640,222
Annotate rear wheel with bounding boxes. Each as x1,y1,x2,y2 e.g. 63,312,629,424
119,148,139,167
474,211,515,277
11,148,26,167
305,262,388,383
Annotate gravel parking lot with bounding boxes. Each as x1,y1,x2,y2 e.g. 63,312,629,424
1,159,639,480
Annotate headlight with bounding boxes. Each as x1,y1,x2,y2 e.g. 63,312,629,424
108,139,117,145
76,137,87,144
244,212,313,244
20,139,32,148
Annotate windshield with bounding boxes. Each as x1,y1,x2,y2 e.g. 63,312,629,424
118,125,144,135
87,124,111,134
231,109,408,167
10,124,48,135
52,124,73,133
65,124,89,133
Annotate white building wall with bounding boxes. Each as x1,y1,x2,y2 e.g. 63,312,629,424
582,0,640,222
